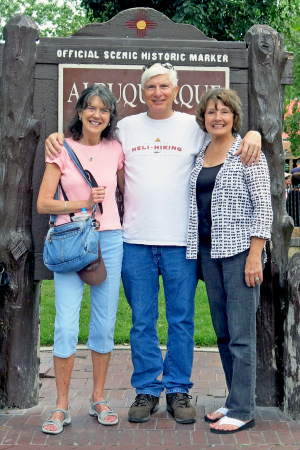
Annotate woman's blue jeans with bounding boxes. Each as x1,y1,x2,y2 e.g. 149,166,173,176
122,243,198,397
200,246,260,421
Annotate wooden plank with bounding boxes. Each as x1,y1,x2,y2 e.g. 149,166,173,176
230,83,248,135
34,64,57,80
32,78,58,281
72,7,216,41
40,36,246,49
37,42,248,68
230,68,248,84
281,57,294,85
34,254,53,280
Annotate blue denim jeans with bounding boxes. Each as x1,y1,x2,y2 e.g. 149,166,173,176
53,230,123,358
122,243,198,397
200,246,260,421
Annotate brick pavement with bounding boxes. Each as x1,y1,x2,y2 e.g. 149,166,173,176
1,348,300,449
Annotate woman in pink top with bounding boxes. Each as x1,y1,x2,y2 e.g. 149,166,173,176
38,85,124,433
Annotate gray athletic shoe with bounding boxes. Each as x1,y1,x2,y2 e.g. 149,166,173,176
128,394,160,423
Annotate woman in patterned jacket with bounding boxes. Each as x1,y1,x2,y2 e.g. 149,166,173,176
186,88,273,434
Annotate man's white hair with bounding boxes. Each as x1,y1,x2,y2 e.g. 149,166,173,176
141,63,178,89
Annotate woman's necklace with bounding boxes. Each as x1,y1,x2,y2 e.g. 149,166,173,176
205,138,234,167
80,141,102,162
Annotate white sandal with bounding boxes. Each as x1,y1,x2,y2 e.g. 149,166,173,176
42,407,71,434
89,398,118,426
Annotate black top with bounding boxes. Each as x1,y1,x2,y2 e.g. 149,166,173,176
196,164,223,247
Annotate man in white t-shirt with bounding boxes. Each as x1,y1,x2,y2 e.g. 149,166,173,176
45,64,261,425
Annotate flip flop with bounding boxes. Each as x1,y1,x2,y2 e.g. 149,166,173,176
42,407,71,434
205,406,228,423
210,416,255,434
89,398,119,426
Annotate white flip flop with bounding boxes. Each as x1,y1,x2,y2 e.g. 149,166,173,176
205,406,228,423
210,416,255,434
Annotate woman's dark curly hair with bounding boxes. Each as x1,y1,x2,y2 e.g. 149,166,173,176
196,88,243,134
68,84,118,141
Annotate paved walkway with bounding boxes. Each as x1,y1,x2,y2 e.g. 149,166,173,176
0,348,299,449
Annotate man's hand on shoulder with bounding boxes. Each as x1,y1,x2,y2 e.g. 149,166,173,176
45,132,65,159
236,130,261,166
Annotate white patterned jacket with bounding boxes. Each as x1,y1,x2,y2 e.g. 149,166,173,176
186,135,273,260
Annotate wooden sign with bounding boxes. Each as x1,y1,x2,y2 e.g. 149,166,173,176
59,64,229,129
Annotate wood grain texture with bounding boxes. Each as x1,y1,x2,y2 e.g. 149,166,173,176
72,7,216,41
284,253,300,419
245,24,294,407
32,78,58,281
0,14,41,408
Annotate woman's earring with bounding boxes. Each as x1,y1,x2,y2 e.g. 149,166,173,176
108,122,110,126
79,117,82,121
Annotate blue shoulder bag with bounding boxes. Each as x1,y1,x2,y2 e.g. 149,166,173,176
43,141,103,274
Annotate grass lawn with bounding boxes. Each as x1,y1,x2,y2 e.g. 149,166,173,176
40,279,217,347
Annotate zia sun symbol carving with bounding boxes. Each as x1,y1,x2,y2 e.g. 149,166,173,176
125,10,157,38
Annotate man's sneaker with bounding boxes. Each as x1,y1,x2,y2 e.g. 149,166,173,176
128,394,160,422
166,393,196,424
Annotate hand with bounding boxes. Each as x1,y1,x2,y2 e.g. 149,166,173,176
87,187,106,209
45,132,65,160
235,130,261,166
244,253,263,287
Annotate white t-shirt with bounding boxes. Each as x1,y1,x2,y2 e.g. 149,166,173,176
118,112,209,246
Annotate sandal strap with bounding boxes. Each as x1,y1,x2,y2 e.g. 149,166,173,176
43,418,63,429
216,407,228,415
98,410,117,420
50,407,69,416
90,398,109,408
218,417,245,427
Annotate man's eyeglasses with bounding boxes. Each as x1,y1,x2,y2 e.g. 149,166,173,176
143,62,174,71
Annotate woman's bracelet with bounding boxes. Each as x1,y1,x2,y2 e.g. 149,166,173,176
64,201,67,213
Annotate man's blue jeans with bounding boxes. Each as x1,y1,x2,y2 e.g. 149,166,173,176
122,243,198,397
200,246,260,421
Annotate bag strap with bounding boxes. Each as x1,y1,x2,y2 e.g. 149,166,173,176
63,140,103,215
50,141,102,225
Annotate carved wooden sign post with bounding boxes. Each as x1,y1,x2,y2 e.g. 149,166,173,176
0,8,295,410
0,15,41,408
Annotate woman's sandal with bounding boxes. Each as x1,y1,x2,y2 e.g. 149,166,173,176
210,416,255,434
89,398,119,426
42,407,71,434
205,406,228,423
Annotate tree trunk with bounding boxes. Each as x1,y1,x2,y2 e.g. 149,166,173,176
245,25,293,406
0,14,41,408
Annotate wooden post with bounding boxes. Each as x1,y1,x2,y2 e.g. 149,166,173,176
245,25,293,406
284,253,300,418
0,15,41,408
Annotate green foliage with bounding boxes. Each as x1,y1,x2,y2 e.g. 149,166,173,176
40,279,216,347
283,11,300,156
80,0,296,41
0,0,89,39
175,0,297,41
284,100,300,156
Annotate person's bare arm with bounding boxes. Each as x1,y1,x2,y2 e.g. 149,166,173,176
45,132,65,160
244,237,265,287
236,131,261,166
37,163,105,215
117,167,125,195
